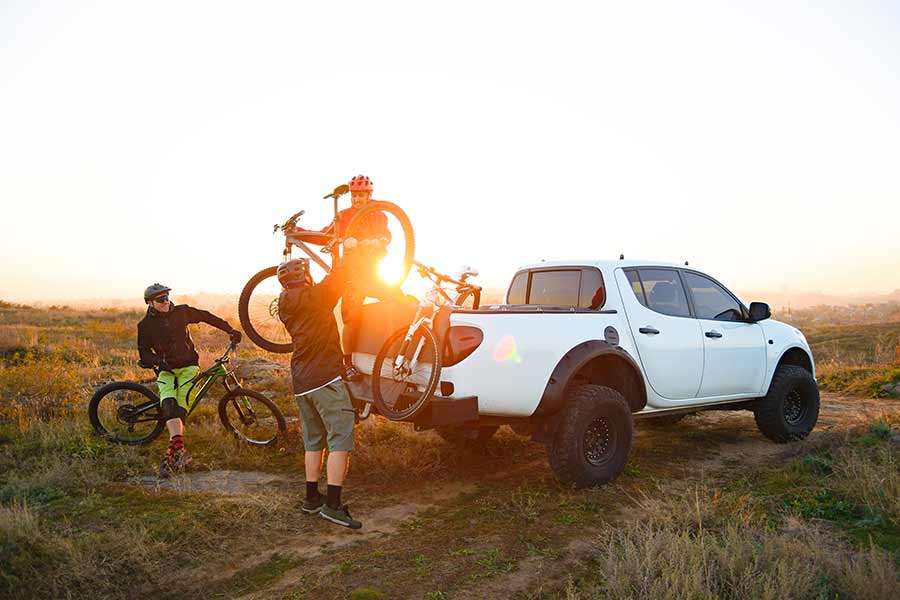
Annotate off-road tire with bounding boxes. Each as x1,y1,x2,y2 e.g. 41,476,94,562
754,365,819,443
238,266,293,354
88,381,165,445
547,384,633,488
218,387,287,446
435,425,499,444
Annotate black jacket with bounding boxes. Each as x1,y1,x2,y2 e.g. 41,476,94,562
137,304,235,369
278,267,347,394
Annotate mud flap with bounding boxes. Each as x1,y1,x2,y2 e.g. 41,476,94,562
412,396,479,431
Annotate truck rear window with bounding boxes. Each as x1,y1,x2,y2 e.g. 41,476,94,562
506,268,606,309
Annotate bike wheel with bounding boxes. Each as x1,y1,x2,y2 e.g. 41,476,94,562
455,288,481,310
372,325,441,421
88,381,165,445
345,201,416,285
238,266,293,353
218,387,287,446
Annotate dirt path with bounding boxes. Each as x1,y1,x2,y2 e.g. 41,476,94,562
140,393,900,599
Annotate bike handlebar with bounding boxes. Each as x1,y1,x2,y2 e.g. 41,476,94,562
413,260,480,290
215,341,239,363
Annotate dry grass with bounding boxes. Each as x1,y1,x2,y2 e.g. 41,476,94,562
584,520,899,600
4,303,900,599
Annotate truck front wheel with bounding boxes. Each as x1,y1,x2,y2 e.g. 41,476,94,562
547,384,633,488
754,365,819,443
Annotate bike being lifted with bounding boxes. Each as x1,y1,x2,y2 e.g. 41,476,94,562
238,183,415,353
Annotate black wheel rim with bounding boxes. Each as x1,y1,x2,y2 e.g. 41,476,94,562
373,330,437,420
225,394,279,445
584,416,616,467
783,388,808,425
96,390,160,442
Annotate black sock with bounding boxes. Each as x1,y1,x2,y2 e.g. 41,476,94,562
326,484,342,509
306,481,320,501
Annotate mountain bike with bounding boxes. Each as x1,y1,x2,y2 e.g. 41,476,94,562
238,183,415,353
371,260,481,421
88,342,286,446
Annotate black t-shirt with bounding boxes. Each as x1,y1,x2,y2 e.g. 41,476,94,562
278,268,347,394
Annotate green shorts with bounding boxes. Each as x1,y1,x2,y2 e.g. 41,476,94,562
295,379,355,452
157,365,200,411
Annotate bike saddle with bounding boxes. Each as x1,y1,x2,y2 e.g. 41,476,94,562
457,266,479,279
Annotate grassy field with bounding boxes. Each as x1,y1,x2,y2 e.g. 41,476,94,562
802,321,900,398
2,301,900,599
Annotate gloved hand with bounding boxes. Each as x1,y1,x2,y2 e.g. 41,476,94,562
229,330,242,344
137,359,155,369
158,359,172,373
344,237,358,250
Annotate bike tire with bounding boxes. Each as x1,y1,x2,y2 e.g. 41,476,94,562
344,201,416,285
88,381,165,445
372,325,441,421
455,288,481,310
238,266,293,354
218,387,287,446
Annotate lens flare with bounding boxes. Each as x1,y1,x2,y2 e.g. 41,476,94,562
492,335,522,363
378,256,405,285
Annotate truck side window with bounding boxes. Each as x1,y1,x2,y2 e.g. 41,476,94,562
507,272,528,304
683,271,743,321
529,270,581,306
579,268,606,309
638,269,691,318
625,270,647,307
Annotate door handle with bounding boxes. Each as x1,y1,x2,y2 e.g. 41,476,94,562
705,330,723,338
639,327,660,335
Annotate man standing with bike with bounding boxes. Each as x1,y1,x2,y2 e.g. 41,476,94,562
294,174,401,381
277,258,362,529
137,283,242,477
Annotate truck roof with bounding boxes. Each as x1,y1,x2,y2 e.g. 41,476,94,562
516,258,690,271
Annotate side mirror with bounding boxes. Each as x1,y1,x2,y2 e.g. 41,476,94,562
749,302,771,322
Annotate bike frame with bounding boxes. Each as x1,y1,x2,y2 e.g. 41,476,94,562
277,187,349,272
127,345,242,422
391,262,481,376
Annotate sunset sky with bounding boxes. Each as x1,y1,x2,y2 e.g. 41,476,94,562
2,1,899,303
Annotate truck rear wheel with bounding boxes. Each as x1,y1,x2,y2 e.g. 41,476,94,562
754,365,819,443
547,384,633,488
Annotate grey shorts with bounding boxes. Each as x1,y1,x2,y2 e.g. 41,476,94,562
295,380,355,452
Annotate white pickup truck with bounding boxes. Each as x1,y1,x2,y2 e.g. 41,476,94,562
351,259,820,487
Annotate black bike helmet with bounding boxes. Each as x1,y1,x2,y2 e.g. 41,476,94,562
277,259,311,288
144,283,172,303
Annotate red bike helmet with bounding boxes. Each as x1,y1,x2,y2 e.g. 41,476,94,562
349,174,374,192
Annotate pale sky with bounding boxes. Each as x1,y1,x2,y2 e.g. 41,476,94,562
2,1,899,302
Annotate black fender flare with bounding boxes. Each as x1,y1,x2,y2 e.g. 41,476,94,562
531,340,647,417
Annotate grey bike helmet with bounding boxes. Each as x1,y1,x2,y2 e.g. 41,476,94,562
144,283,172,303
277,259,311,288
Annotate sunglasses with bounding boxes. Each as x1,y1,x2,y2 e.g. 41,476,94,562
151,295,170,304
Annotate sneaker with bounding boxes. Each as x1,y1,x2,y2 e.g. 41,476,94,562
158,456,174,479
170,448,193,471
320,503,362,529
301,494,326,514
343,364,363,382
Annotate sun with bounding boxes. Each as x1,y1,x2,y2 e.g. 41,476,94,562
378,255,405,285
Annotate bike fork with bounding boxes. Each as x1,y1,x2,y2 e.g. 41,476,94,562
393,303,427,370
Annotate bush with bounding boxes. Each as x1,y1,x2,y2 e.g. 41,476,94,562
0,354,84,423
